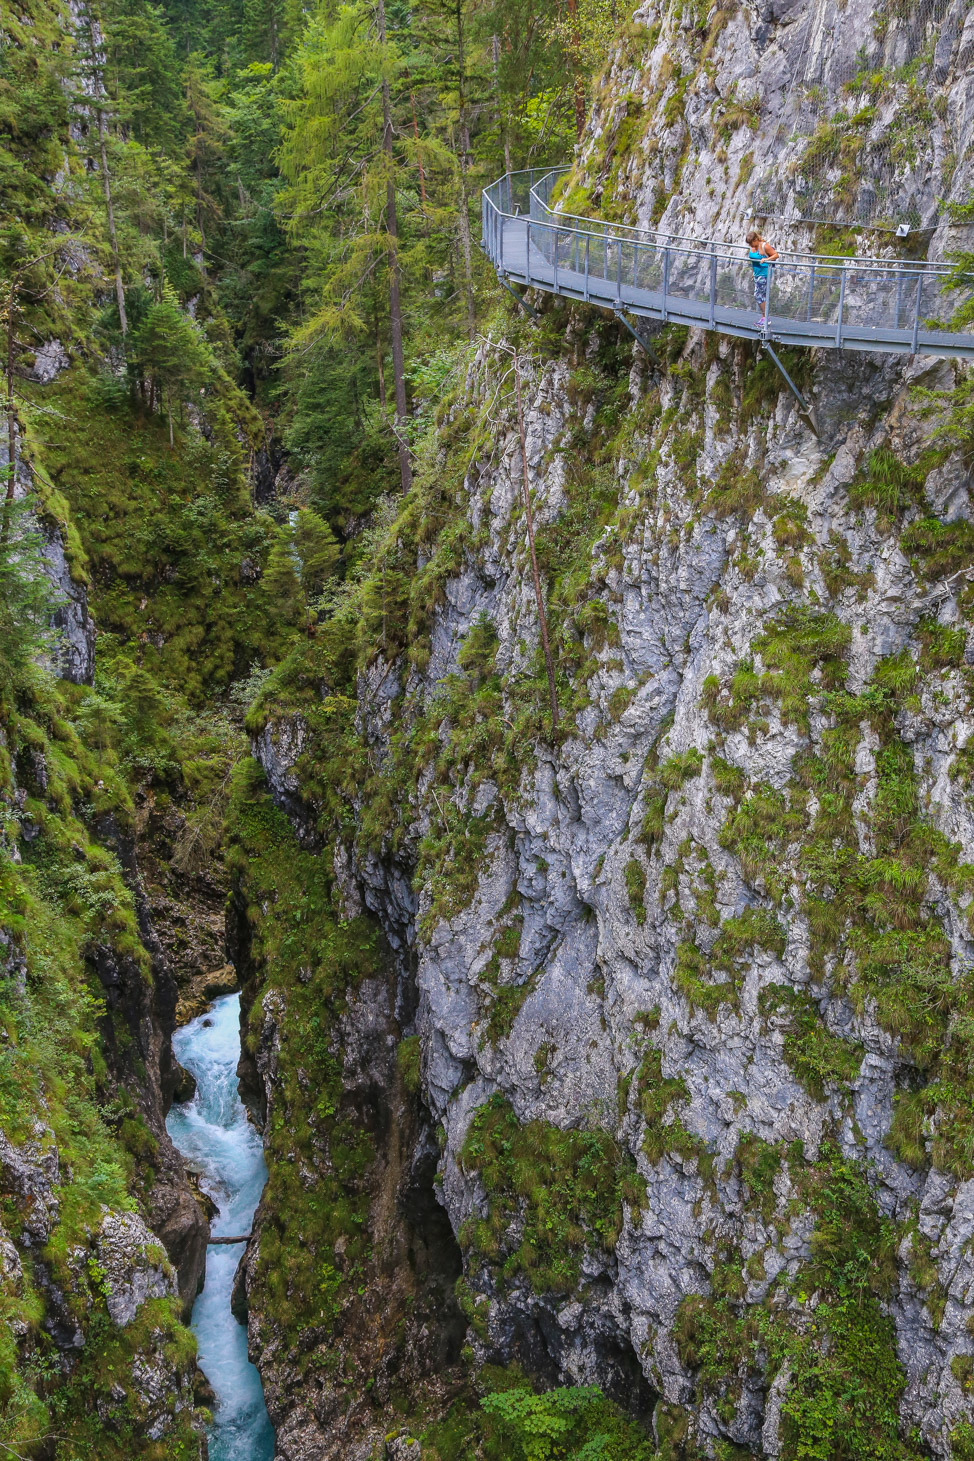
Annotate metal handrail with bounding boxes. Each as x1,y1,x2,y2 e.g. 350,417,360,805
487,167,957,279
480,168,974,358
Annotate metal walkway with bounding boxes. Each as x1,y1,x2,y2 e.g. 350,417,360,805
482,170,974,361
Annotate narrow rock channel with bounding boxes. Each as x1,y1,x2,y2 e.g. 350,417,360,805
167,993,275,1461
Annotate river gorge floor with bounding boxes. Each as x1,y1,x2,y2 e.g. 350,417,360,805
167,994,275,1461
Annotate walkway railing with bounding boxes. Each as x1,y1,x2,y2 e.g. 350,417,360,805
481,169,974,359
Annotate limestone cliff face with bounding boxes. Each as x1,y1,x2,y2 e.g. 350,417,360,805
575,0,974,248
348,346,974,1456
0,428,210,1448
246,4,974,1456
254,329,974,1455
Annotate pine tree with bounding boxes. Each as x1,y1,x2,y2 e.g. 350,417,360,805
184,53,228,254
129,283,216,444
262,532,305,627
294,508,339,598
278,0,426,495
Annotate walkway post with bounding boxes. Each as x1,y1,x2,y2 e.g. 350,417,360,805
662,247,670,322
709,248,716,329
836,267,847,347
584,236,590,301
912,274,922,352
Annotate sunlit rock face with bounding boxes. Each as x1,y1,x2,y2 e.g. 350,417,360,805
574,0,974,255
254,326,974,1454
247,4,974,1456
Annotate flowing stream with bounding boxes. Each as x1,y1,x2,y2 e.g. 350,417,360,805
167,993,276,1461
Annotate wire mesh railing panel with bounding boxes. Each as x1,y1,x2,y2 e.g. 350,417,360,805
768,265,844,328
483,171,974,353
717,260,769,316
919,272,974,334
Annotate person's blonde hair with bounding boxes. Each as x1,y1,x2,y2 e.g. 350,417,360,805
746,229,762,245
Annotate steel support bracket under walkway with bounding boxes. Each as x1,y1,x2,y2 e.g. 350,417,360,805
761,339,819,437
614,309,658,362
498,272,539,320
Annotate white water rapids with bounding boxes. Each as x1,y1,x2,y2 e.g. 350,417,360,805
167,992,275,1461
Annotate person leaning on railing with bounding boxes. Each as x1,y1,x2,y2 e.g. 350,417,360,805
746,229,778,327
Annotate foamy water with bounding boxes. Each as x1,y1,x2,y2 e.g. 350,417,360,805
167,993,275,1461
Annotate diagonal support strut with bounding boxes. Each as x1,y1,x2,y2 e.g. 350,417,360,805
760,340,819,437
614,308,658,361
497,273,539,320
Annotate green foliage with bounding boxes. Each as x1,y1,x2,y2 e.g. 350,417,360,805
772,1152,909,1461
418,1373,655,1461
701,605,852,737
916,618,965,671
262,533,306,628
397,1034,422,1094
0,671,204,1455
901,515,974,578
759,984,863,1100
753,606,851,730
639,747,703,849
673,907,784,1019
676,1148,915,1460
534,461,620,603
718,781,804,901
128,284,220,434
848,447,930,522
735,1133,782,1222
41,369,276,700
636,1048,702,1165
0,500,58,688
225,760,387,1338
820,530,876,600
479,1384,655,1461
457,611,499,680
624,857,648,923
704,450,769,519
459,1094,644,1294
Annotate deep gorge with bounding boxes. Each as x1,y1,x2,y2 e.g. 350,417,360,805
3,0,974,1457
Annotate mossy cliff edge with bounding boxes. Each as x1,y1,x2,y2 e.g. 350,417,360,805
233,5,974,1460
0,0,277,1441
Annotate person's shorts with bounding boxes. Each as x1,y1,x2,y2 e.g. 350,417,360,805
754,274,768,306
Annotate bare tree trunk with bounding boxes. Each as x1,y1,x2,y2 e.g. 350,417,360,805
4,285,16,522
377,0,413,495
196,150,206,252
454,0,476,337
410,92,427,207
567,0,585,141
492,33,512,177
513,351,558,733
87,14,127,335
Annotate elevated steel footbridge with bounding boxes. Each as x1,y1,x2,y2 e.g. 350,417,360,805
481,169,974,363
